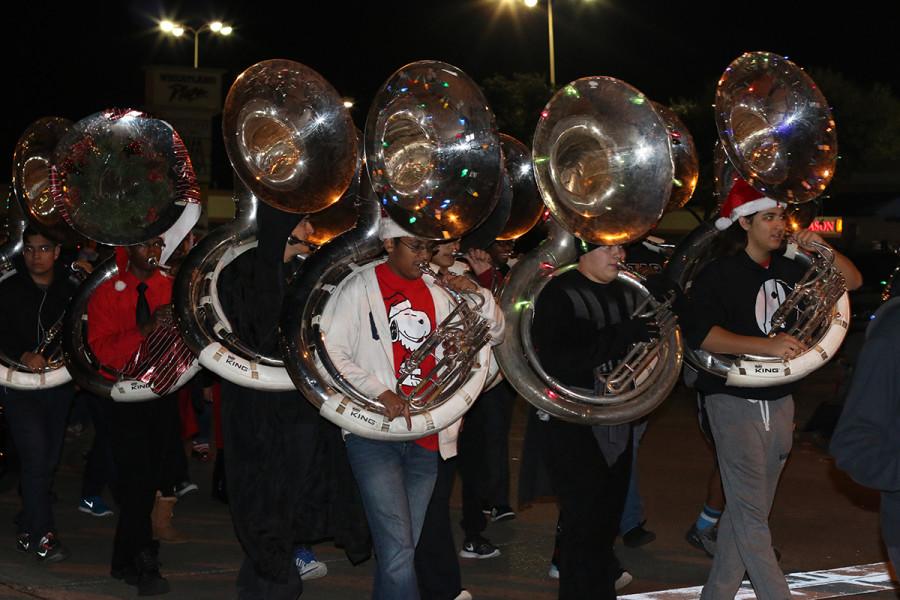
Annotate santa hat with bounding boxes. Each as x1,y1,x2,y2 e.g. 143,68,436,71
714,178,785,231
379,213,415,240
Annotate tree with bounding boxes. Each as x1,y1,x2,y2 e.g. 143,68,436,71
480,73,553,144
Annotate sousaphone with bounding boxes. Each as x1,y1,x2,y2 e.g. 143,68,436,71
667,51,846,387
281,60,503,439
495,77,684,424
56,108,202,400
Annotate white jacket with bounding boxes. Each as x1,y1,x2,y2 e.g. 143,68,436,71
320,258,505,458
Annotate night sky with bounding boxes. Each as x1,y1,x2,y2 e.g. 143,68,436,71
4,1,896,184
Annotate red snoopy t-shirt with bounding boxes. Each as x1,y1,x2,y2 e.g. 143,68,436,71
375,262,439,451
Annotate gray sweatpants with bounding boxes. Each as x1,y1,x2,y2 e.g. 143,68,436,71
700,393,793,600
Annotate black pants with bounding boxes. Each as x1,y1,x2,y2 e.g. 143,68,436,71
457,397,488,536
3,385,72,537
221,381,321,585
481,381,515,507
81,393,116,498
160,399,188,496
415,456,462,600
545,418,631,600
237,556,302,600
110,395,178,570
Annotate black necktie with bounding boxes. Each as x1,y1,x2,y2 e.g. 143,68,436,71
136,282,151,327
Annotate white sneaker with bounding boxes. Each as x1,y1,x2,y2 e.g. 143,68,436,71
453,591,473,600
615,570,634,591
294,546,328,580
548,563,559,579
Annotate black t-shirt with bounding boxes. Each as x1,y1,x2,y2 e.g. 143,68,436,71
685,250,807,400
532,269,642,389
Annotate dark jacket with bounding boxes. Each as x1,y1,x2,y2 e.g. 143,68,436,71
830,298,900,547
0,258,77,362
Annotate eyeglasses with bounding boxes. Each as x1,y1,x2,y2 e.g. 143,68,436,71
23,244,57,255
397,238,437,255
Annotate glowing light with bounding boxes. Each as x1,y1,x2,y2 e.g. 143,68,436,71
160,20,175,32
630,95,646,106
515,300,532,311
220,25,233,35
210,21,223,32
460,168,469,177
172,26,185,37
343,100,354,109
409,217,417,224
524,0,539,6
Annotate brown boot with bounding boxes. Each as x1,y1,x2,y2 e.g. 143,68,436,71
151,491,189,544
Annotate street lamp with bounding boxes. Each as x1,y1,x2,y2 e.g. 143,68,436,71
522,0,556,89
160,19,233,69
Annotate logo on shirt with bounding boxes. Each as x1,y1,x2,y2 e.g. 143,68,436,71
387,296,433,387
754,278,794,335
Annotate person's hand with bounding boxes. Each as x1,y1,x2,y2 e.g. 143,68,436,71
643,274,677,302
140,304,174,336
444,274,479,294
378,390,412,430
464,249,493,276
766,332,807,359
20,351,48,370
794,230,826,251
73,259,94,274
622,317,660,344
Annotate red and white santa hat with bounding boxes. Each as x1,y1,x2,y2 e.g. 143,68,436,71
715,177,785,231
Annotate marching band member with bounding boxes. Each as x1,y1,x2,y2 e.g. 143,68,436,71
321,216,504,600
0,227,77,562
685,178,861,599
88,237,181,595
531,241,656,599
414,239,491,600
217,207,365,599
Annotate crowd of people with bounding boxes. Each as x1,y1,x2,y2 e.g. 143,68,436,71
7,172,900,600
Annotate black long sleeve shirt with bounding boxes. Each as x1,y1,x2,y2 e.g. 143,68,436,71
0,260,76,362
532,269,642,390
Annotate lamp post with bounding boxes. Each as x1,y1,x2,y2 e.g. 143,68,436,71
523,0,556,89
160,20,233,69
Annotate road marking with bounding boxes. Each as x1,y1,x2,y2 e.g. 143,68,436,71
621,562,896,599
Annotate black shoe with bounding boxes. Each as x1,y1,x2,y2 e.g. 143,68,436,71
459,534,501,559
489,505,516,523
135,548,170,596
111,564,140,585
685,523,717,557
16,533,31,553
622,523,656,548
35,533,70,563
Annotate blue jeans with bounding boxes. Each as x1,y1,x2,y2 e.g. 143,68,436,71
619,420,648,534
345,435,438,600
